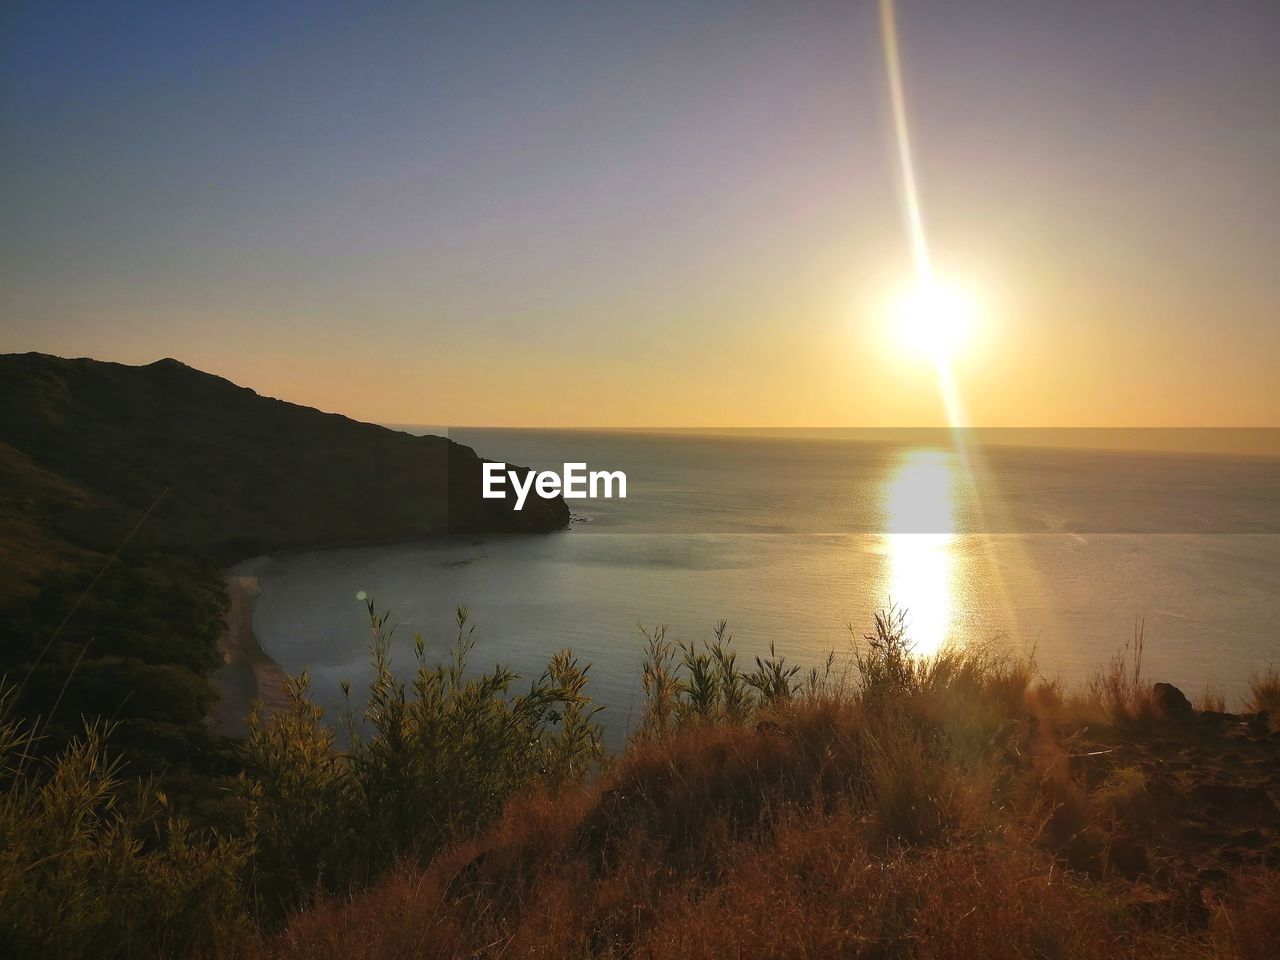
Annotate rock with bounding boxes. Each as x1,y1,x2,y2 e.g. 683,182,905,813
1152,683,1195,723
1198,710,1232,728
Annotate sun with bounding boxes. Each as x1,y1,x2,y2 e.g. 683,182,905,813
889,276,977,362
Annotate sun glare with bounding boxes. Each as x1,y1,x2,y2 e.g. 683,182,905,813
890,277,976,361
884,448,960,657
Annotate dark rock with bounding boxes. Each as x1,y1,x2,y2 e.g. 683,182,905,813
1152,682,1195,723
1198,710,1233,728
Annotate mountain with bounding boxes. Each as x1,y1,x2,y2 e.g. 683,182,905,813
0,352,567,600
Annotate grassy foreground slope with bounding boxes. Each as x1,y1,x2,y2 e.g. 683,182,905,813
259,619,1280,957
264,618,1280,960
4,605,1279,958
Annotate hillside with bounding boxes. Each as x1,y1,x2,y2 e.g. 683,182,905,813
0,353,569,814
0,353,567,603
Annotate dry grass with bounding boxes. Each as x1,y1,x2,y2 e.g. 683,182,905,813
266,714,1277,959
10,606,1279,958
1197,687,1228,713
1085,621,1154,723
1212,870,1280,960
260,622,1280,960
1247,665,1280,716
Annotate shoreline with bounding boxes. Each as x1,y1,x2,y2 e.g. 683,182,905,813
210,574,291,737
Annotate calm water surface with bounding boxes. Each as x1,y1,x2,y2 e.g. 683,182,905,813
245,430,1280,742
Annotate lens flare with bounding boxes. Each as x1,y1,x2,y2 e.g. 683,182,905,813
875,0,1005,652
878,0,972,431
880,0,931,284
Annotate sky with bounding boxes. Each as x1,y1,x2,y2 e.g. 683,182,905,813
2,0,1278,428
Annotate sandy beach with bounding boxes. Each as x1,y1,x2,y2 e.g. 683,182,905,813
210,574,290,737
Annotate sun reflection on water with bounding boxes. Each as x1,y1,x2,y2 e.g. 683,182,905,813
883,449,961,657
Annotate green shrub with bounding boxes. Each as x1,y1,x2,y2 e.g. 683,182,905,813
637,621,808,735
0,689,249,960
239,602,604,917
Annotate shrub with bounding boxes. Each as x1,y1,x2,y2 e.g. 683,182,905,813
1086,621,1151,722
854,606,921,701
0,688,249,960
1246,665,1280,716
636,621,807,737
239,602,604,917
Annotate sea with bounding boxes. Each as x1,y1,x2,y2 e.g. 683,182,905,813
240,429,1280,744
